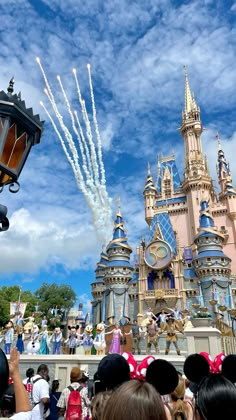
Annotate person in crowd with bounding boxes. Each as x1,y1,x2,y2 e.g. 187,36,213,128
165,373,193,420
145,318,160,355
1,347,32,419
160,317,183,355
23,367,35,409
125,320,142,355
101,379,167,420
51,327,62,355
195,374,236,420
96,353,130,391
106,323,123,354
47,379,61,420
91,390,112,420
31,363,50,420
0,382,16,418
57,367,91,419
15,327,24,355
4,322,14,355
39,326,50,355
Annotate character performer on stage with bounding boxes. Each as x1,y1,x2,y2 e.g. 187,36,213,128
93,323,106,355
39,325,50,354
26,324,40,354
81,325,94,355
4,321,14,354
160,317,183,355
106,323,123,354
67,326,79,355
145,319,160,355
125,320,142,355
16,326,25,354
51,327,62,355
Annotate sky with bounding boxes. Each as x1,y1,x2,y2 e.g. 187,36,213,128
0,0,235,316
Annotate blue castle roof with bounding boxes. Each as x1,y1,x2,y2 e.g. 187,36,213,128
157,157,181,193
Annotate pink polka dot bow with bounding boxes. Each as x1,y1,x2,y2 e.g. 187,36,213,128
200,352,225,373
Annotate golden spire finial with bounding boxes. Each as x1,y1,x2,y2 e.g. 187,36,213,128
115,196,121,216
216,133,222,151
184,65,193,114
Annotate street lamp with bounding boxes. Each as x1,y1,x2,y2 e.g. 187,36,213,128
0,78,43,230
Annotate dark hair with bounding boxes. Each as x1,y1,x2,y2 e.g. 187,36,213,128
102,379,167,420
51,380,59,393
37,364,49,375
0,384,15,416
196,374,236,420
26,368,34,379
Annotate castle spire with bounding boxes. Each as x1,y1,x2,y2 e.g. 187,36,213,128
216,134,236,199
184,66,196,115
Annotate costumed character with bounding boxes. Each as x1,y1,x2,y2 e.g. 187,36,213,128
66,325,80,354
157,310,167,329
51,327,62,354
23,313,35,334
39,325,50,354
26,324,40,355
41,315,48,328
15,313,24,332
145,319,160,355
141,307,157,327
172,306,183,330
4,321,14,354
16,326,25,354
106,323,123,354
93,323,106,355
160,317,183,355
125,320,142,355
82,325,94,355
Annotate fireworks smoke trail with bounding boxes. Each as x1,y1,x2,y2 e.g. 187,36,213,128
37,58,113,244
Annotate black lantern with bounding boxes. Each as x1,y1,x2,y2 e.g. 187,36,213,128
0,78,43,230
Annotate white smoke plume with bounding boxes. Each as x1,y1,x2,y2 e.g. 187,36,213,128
36,57,113,244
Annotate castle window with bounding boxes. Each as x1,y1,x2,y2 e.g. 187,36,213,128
207,258,211,261
221,226,226,231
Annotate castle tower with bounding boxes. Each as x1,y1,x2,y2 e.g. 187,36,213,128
180,68,214,241
143,163,157,226
102,207,133,324
216,140,236,242
192,199,232,319
91,251,108,324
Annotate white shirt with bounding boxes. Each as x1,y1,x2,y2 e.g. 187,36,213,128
31,375,49,420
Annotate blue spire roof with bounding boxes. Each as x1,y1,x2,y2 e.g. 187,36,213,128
199,200,214,229
106,209,132,253
217,144,231,179
144,164,156,192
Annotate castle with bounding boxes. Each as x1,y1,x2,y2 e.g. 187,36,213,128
91,70,236,326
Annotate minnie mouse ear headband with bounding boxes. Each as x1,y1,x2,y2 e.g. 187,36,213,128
0,349,9,400
146,359,179,395
122,353,155,381
184,353,236,386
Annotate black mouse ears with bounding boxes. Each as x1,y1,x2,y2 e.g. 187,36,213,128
0,348,9,400
146,359,179,395
184,353,236,384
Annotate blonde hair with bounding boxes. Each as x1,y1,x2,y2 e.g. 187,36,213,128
170,376,189,420
91,391,112,420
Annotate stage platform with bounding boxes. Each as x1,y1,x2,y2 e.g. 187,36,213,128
13,352,186,392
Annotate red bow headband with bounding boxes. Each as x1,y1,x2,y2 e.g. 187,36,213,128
199,352,225,374
122,352,155,380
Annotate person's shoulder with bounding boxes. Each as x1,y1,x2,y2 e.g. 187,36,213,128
10,412,32,420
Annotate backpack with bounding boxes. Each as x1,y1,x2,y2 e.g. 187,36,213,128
66,385,83,420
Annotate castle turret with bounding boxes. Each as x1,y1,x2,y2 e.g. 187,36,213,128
103,208,133,323
192,199,232,319
180,67,214,241
143,163,157,226
91,251,108,324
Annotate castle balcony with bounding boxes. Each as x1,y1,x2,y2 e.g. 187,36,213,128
144,288,179,300
185,289,197,298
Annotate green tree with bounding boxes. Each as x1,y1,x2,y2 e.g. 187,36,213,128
35,282,76,316
0,286,37,327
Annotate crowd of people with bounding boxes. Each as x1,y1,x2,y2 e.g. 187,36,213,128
0,346,236,419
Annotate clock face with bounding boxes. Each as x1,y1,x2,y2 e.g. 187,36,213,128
144,240,172,269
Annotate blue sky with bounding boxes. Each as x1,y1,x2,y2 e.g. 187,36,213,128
0,0,236,315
